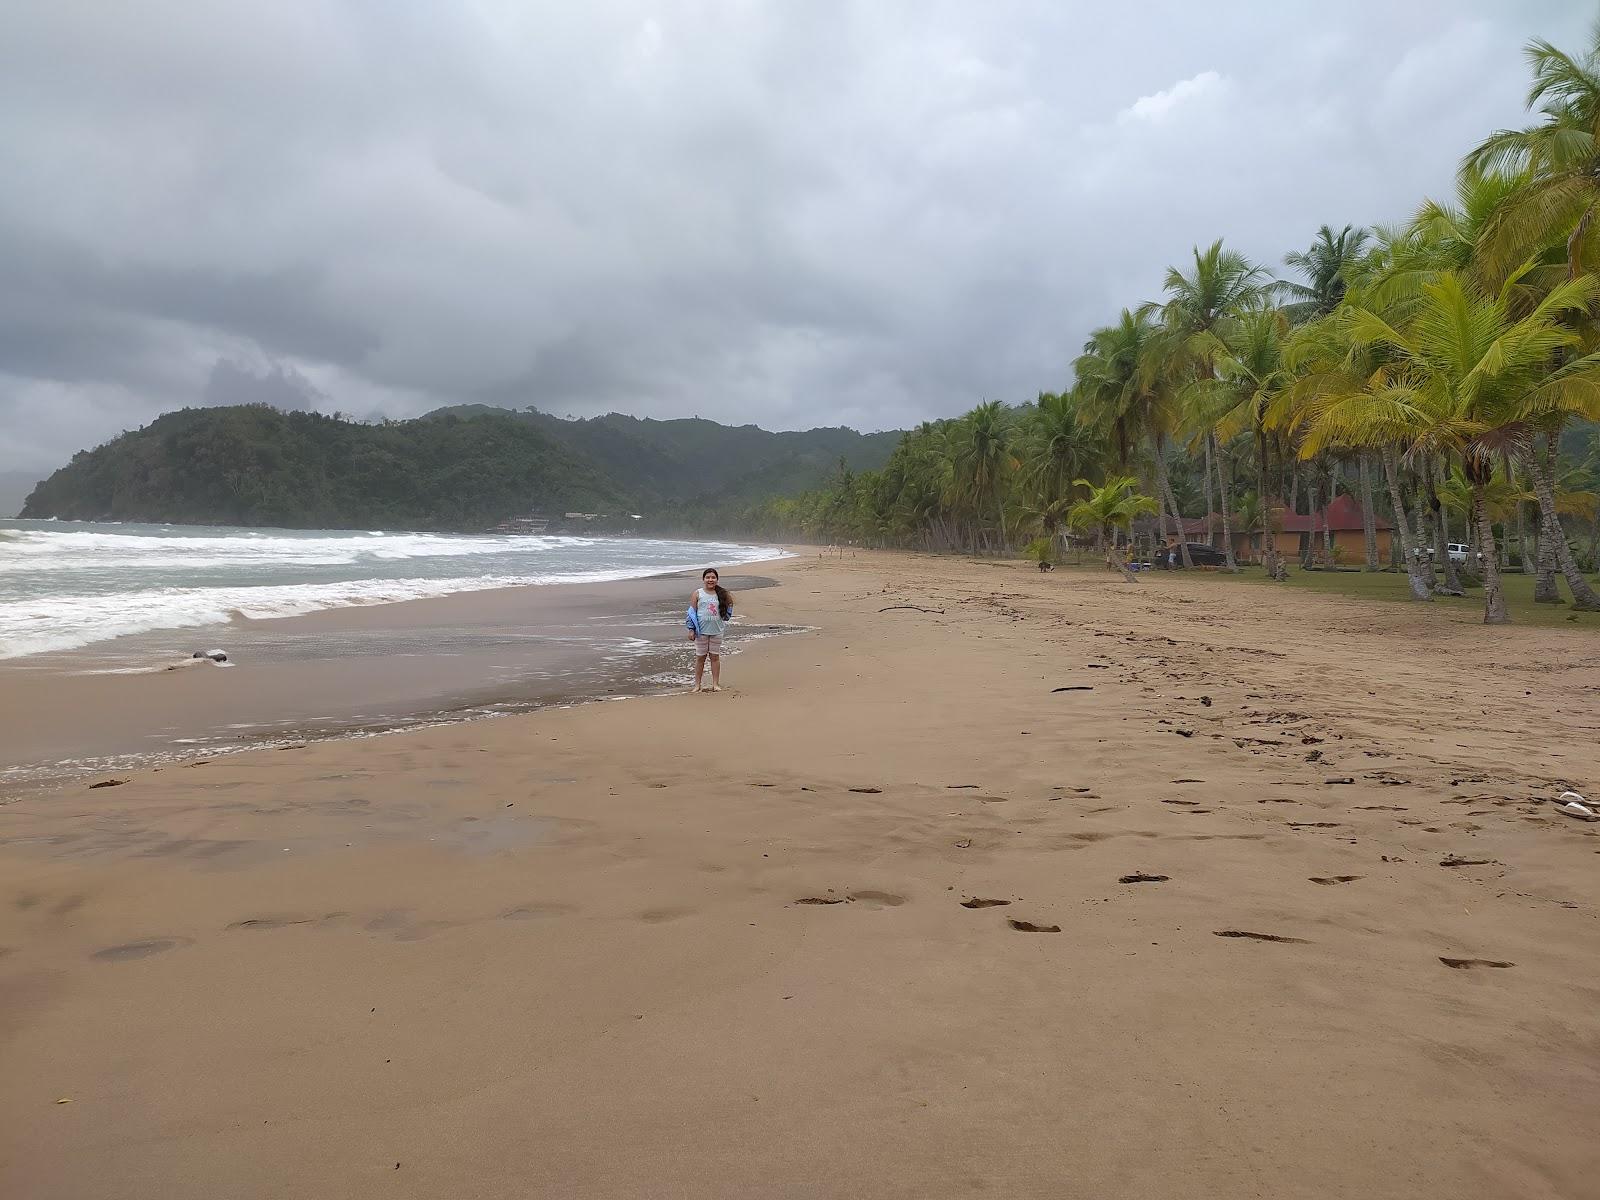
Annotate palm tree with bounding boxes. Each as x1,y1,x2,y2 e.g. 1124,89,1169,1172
1156,240,1280,573
1464,29,1600,282
1074,310,1192,566
1299,265,1600,623
952,401,1017,552
1282,224,1371,322
1067,476,1159,570
1463,28,1600,609
1190,305,1296,577
1028,391,1100,528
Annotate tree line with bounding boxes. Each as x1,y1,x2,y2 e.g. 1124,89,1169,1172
20,405,627,531
726,29,1600,624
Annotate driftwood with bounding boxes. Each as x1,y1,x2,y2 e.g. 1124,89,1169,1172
1105,555,1139,583
878,605,945,614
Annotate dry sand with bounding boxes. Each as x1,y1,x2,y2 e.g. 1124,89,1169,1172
2,551,1598,1199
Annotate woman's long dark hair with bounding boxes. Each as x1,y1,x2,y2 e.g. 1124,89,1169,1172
702,570,732,621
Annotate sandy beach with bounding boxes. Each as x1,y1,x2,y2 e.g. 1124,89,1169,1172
2,551,1598,1199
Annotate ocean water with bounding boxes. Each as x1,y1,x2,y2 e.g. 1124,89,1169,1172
0,520,787,659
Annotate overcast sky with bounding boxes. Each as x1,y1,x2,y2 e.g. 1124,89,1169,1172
0,1,1590,474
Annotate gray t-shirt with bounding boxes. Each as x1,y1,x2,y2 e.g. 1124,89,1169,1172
693,587,726,637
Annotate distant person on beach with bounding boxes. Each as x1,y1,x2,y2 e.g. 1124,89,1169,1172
689,568,732,692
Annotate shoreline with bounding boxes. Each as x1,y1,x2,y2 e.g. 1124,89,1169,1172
0,564,800,798
3,549,1597,1198
0,518,794,661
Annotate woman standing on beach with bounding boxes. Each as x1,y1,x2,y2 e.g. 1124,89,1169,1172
689,568,732,692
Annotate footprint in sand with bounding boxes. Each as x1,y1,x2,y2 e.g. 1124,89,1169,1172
639,907,694,924
1119,873,1169,884
1007,919,1061,933
227,914,320,931
960,897,1012,909
500,903,574,920
91,937,191,962
1213,930,1310,944
1308,876,1362,885
363,910,449,942
794,891,906,909
1439,957,1514,969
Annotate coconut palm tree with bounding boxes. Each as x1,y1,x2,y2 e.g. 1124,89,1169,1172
1074,310,1192,566
1282,224,1371,322
1299,265,1600,623
1155,240,1280,573
1028,391,1100,518
1067,475,1160,567
1191,304,1301,577
1463,29,1600,609
1465,29,1600,282
952,401,1017,552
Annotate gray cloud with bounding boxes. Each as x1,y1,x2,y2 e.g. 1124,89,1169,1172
0,1,1589,471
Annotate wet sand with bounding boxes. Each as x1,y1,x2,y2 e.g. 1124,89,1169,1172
0,572,787,792
2,551,1598,1198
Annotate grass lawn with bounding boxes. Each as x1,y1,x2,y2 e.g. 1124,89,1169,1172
1159,560,1600,630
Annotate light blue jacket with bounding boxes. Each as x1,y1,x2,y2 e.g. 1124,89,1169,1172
685,605,700,635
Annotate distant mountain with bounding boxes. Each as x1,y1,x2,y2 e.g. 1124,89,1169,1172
20,405,626,530
424,405,901,505
19,403,903,532
0,470,44,519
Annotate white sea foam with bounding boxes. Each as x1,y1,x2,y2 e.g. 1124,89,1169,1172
0,520,788,658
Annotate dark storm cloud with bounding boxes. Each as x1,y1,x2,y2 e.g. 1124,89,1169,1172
0,1,1590,471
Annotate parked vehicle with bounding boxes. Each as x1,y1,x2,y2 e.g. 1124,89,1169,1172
1167,542,1228,567
1417,544,1482,565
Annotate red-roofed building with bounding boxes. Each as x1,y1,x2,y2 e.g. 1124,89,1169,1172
1162,493,1392,565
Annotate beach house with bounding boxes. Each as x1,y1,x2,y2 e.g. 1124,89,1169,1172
1148,493,1394,566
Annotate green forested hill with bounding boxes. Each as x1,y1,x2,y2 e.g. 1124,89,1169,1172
424,405,901,503
19,406,627,530
19,404,901,531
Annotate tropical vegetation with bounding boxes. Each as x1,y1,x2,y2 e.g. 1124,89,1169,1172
731,26,1600,625
18,405,900,532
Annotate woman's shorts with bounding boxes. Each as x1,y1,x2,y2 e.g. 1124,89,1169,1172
694,633,724,656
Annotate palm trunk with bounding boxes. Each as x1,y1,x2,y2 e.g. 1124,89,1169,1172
1322,466,1336,562
1383,446,1432,601
1256,430,1284,579
1214,437,1238,570
1203,435,1217,547
1426,459,1462,595
1518,497,1532,573
1305,481,1319,567
1155,435,1193,568
1524,440,1600,610
1533,436,1561,601
1536,519,1559,600
1359,452,1380,570
1474,482,1508,624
